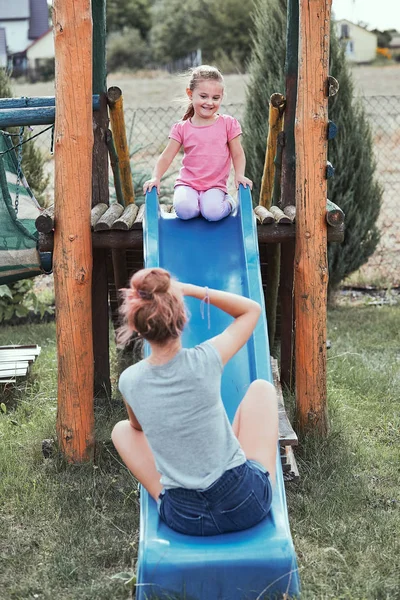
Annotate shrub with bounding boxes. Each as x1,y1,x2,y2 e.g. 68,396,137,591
243,0,382,290
0,280,53,323
327,32,382,290
107,28,152,72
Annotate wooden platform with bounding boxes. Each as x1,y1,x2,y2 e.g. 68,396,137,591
37,202,345,252
0,345,41,383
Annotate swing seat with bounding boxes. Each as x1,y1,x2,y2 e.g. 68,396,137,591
0,131,44,285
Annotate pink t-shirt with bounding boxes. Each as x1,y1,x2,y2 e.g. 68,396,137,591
169,114,242,193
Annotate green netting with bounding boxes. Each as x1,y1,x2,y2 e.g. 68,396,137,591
0,131,42,284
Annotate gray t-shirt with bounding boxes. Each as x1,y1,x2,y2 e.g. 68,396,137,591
119,341,246,490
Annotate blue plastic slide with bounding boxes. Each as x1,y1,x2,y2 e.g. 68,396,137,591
136,185,300,599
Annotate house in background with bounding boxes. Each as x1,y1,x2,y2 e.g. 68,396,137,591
26,28,54,78
0,0,50,76
388,31,400,61
335,19,378,64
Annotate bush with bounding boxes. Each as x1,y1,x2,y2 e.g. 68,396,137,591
0,280,53,323
29,58,55,82
107,28,152,72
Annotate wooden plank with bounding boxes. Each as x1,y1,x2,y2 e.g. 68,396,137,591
39,223,345,253
0,362,30,371
283,446,300,481
271,357,298,446
94,203,124,231
0,368,29,377
0,354,37,362
294,0,331,435
0,345,41,353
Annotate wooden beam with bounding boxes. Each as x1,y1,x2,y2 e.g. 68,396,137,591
53,0,94,462
0,96,100,109
0,98,100,127
280,0,299,209
92,0,111,400
107,86,135,205
38,223,345,253
294,0,331,435
280,239,295,391
259,93,285,208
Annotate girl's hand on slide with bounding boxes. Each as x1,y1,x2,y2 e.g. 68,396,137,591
235,175,253,190
143,178,160,194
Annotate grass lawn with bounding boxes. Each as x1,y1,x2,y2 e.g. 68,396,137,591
0,303,399,599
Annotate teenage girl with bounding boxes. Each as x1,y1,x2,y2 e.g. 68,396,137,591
112,267,278,536
143,65,253,222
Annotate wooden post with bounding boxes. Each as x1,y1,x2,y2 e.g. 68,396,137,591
279,0,299,391
280,0,299,210
92,0,111,400
259,93,285,209
53,0,94,461
107,87,135,205
294,0,331,435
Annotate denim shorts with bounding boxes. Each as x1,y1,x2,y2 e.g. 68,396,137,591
157,460,272,536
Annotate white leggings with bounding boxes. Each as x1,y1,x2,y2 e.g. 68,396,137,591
173,186,232,222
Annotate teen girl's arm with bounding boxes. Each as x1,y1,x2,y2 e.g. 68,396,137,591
228,136,253,190
123,398,143,431
177,283,261,365
143,139,182,193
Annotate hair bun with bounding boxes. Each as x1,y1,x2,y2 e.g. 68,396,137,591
131,267,171,297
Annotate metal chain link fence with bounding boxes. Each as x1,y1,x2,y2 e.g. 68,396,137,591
32,97,399,286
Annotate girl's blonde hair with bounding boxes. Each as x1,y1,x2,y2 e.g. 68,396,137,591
116,268,187,346
182,65,224,121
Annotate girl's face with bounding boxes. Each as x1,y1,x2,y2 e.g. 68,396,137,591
187,80,224,121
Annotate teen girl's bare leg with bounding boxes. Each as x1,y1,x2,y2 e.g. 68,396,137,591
111,420,163,501
173,185,201,220
200,188,232,221
232,379,279,483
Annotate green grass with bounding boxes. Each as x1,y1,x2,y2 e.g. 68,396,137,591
0,305,399,599
0,323,139,600
287,304,400,599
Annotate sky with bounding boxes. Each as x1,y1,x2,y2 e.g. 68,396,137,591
332,0,400,32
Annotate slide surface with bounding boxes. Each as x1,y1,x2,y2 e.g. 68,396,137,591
136,186,300,599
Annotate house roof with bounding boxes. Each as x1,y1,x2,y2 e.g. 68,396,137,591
0,27,6,57
0,0,30,20
28,0,49,40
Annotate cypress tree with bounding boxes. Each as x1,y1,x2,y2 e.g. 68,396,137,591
327,32,381,290
243,0,382,290
243,0,286,203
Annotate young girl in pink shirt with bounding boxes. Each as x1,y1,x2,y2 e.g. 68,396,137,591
143,65,253,222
